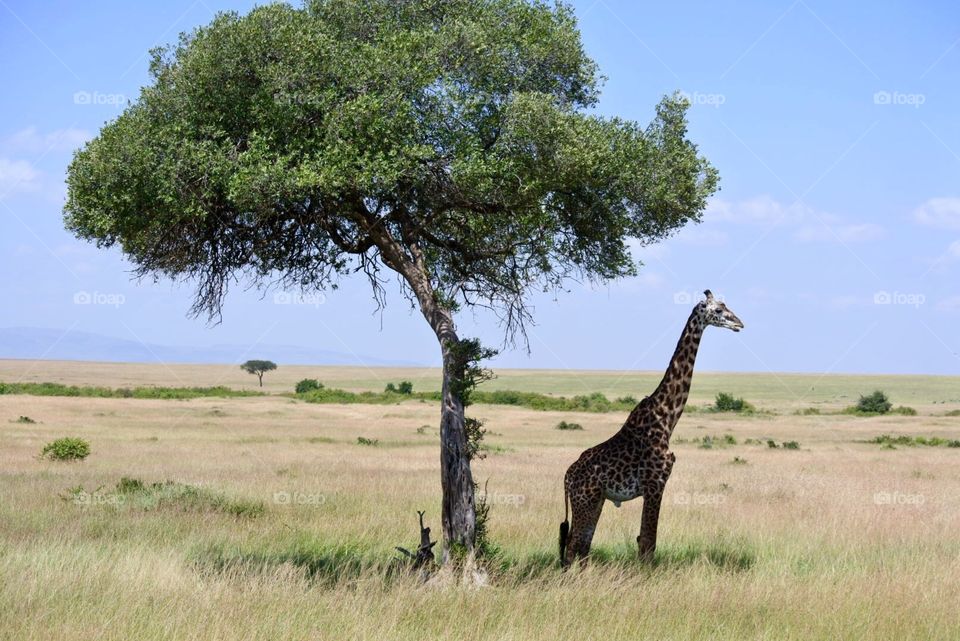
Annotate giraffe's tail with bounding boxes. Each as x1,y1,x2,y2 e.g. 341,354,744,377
559,485,570,565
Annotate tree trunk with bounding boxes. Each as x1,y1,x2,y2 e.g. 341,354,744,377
347,208,477,559
438,336,476,560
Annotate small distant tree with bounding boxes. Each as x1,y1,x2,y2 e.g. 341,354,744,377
240,360,277,387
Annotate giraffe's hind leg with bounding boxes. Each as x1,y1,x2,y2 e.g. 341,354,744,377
564,486,605,566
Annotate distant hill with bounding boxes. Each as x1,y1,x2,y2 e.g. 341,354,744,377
0,327,420,366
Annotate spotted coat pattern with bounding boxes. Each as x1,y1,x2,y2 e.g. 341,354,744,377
560,292,743,566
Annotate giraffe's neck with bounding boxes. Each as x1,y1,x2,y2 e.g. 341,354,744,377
645,311,705,434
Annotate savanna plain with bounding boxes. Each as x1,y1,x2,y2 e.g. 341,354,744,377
2,360,959,641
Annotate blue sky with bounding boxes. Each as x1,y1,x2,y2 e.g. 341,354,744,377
1,0,959,375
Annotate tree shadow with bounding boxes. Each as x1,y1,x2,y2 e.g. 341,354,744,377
190,536,755,587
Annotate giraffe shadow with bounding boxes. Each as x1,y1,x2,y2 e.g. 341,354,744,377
579,539,756,573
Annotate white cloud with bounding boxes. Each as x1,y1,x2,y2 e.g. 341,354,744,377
913,197,960,230
4,127,92,154
794,222,885,244
704,195,881,244
705,195,807,226
677,227,729,246
0,157,41,197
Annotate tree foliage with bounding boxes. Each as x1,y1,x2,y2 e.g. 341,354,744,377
64,0,718,337
240,360,277,387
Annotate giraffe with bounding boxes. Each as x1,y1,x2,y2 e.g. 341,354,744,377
559,290,744,567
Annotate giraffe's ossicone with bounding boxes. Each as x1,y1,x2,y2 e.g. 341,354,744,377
559,290,744,567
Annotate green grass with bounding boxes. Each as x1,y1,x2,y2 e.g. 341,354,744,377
842,405,918,417
675,434,737,449
61,477,266,517
866,434,960,448
0,381,262,399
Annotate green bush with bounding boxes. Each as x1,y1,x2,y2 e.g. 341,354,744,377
714,392,753,413
357,437,379,446
891,406,917,416
856,390,892,414
14,416,36,424
383,381,413,394
41,437,90,461
615,395,637,405
295,379,323,394
782,441,800,450
555,420,583,431
868,434,960,448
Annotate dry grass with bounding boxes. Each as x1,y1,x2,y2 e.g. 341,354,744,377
2,360,959,640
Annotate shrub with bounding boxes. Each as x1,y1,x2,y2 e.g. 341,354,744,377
615,395,637,405
891,406,917,416
795,407,821,416
555,420,583,431
731,456,748,465
384,383,397,393
114,477,264,516
295,379,323,394
856,390,892,414
869,434,960,448
944,409,960,417
782,441,800,450
766,439,778,449
357,437,379,446
14,416,36,423
41,437,90,461
397,381,414,395
714,392,753,413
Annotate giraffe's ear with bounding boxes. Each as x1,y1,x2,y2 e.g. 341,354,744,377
703,289,714,301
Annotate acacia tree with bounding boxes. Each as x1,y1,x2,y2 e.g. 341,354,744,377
64,0,718,558
240,359,277,387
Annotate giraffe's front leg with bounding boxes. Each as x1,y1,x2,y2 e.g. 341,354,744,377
637,452,675,562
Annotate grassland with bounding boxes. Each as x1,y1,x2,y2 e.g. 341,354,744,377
1,359,959,640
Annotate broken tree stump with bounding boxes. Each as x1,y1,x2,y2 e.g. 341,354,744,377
395,510,437,570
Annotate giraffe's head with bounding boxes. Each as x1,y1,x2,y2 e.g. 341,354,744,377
697,290,744,332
